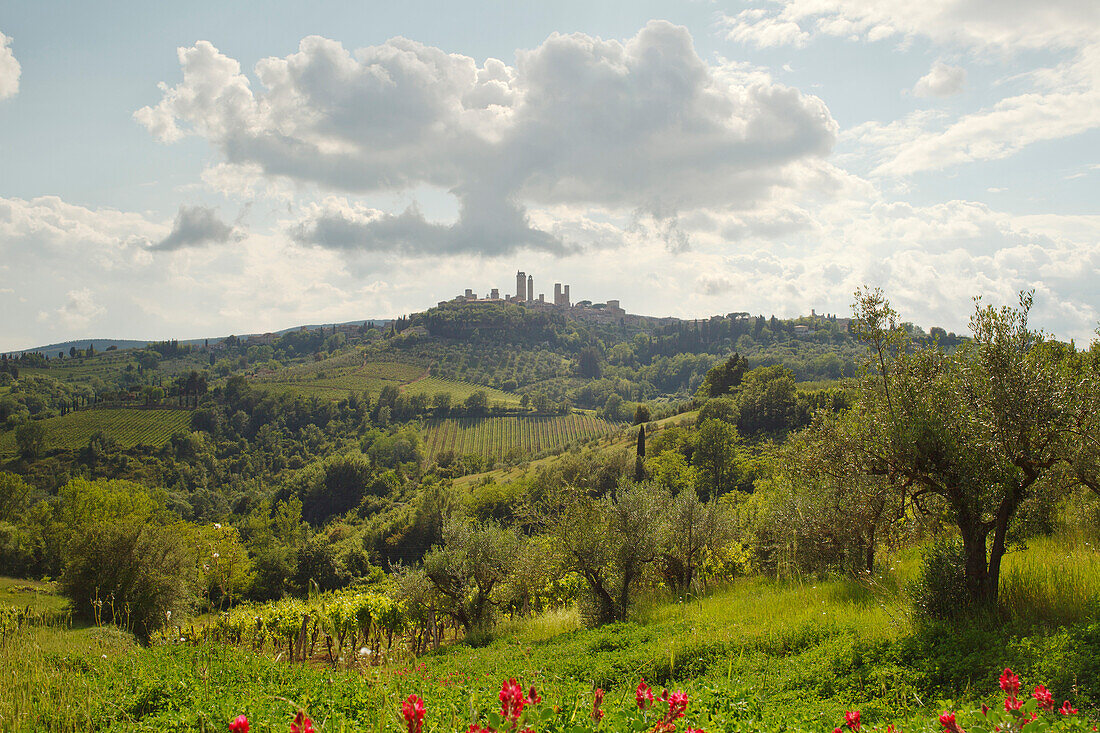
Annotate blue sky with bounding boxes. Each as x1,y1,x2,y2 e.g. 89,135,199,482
1,0,1097,350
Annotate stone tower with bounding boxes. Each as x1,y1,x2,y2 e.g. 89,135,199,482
527,275,533,302
516,271,526,302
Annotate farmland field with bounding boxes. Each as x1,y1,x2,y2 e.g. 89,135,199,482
0,407,192,455
421,413,619,462
255,360,521,405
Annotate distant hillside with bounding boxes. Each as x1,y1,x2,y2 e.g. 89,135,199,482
4,319,394,358
3,338,153,358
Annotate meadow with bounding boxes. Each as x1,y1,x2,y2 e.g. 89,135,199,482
0,407,192,455
1,536,1099,732
254,360,522,406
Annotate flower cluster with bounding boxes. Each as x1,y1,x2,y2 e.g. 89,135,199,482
636,679,655,710
404,694,427,733
500,678,526,722
290,710,314,733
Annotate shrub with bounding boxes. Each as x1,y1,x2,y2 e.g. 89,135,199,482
61,517,198,642
911,537,971,621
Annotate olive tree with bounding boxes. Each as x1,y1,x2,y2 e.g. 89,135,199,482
848,289,1081,606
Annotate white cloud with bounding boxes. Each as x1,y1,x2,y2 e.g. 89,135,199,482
717,0,1099,52
39,289,105,329
724,2,1100,177
136,22,837,257
0,31,20,100
913,60,966,97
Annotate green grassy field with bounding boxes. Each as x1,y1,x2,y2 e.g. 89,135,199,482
254,360,523,406
421,413,619,462
0,577,68,614
0,407,192,455
3,542,1099,732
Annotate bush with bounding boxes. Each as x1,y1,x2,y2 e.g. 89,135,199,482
61,518,198,643
911,537,971,621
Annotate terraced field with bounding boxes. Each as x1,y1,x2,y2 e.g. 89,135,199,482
421,413,619,462
0,408,192,455
255,360,521,405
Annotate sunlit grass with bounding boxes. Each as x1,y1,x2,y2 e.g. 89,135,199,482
999,533,1100,626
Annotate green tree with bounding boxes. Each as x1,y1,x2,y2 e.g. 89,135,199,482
847,288,1082,606
693,419,742,500
423,515,519,634
697,353,748,399
14,420,47,460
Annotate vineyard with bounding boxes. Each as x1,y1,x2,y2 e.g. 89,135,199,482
421,413,620,463
0,407,192,455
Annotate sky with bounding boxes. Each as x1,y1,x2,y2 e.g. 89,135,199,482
1,0,1098,351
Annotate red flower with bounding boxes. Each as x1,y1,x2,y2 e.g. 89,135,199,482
403,694,427,733
592,688,605,722
636,679,654,710
291,711,314,733
833,728,843,733
1032,685,1054,711
527,686,541,707
981,705,990,716
667,692,688,722
229,715,249,733
1000,669,1021,697
467,725,492,733
1060,701,1078,716
684,728,705,733
845,710,861,732
1005,697,1023,713
500,678,525,722
939,711,964,733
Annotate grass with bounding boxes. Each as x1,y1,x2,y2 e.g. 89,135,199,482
3,538,1099,730
0,407,192,456
999,534,1100,627
0,577,68,614
254,359,523,406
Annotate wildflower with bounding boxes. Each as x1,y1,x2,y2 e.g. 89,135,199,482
833,728,843,733
229,715,249,733
467,725,492,733
636,678,654,710
1000,669,1021,697
940,711,964,733
845,710,861,732
1004,697,1023,713
1060,701,1078,716
500,678,525,722
291,711,314,733
667,692,688,721
592,688,605,722
981,705,990,716
403,694,426,733
684,729,705,733
1032,685,1054,711
527,686,541,707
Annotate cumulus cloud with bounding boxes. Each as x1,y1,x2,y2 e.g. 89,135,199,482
154,205,238,250
38,289,105,329
136,22,837,256
0,31,21,100
913,61,966,97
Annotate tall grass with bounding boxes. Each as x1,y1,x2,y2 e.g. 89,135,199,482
0,625,136,730
999,534,1100,626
